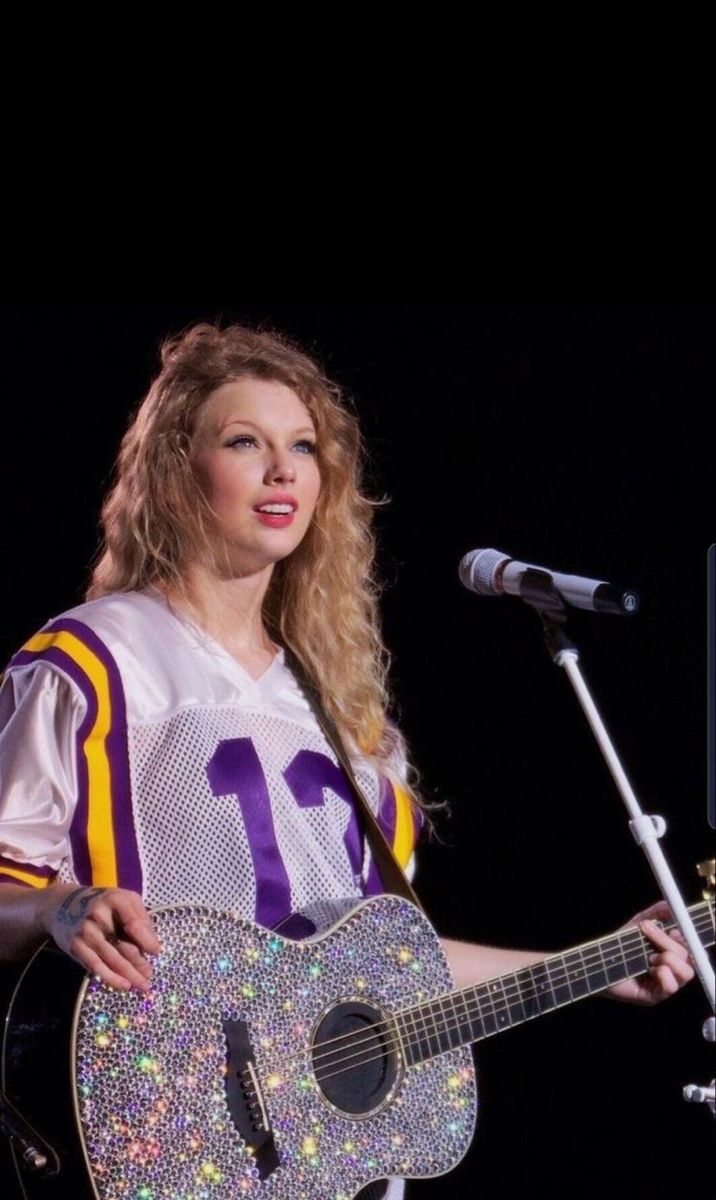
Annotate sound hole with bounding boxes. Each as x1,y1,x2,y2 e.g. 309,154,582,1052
311,1000,400,1116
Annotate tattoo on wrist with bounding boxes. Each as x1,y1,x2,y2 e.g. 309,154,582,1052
56,887,107,927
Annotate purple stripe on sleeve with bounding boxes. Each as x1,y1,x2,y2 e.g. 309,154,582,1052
11,643,96,884
10,619,142,893
0,854,55,879
0,855,56,887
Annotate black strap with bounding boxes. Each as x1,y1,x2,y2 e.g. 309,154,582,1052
284,648,423,912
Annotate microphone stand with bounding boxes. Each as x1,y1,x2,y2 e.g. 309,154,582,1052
519,568,715,1114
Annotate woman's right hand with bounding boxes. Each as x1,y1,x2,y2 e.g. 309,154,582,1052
39,885,160,992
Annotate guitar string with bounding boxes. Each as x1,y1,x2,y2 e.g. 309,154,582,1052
263,906,711,1084
238,907,705,1104
300,908,711,1074
306,927,701,1087
278,908,712,1085
309,919,714,1091
226,904,713,1107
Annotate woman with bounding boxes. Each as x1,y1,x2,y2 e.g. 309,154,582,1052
0,323,694,1198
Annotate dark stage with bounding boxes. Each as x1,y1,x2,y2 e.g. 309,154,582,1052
1,305,713,1198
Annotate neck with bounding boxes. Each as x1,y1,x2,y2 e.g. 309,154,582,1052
164,565,275,659
395,899,714,1068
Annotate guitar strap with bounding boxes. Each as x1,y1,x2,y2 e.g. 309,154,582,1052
286,650,417,1200
284,648,424,913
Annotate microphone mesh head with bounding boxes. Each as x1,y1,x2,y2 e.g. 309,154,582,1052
458,548,508,596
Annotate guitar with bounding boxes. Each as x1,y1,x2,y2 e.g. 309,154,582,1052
2,892,713,1200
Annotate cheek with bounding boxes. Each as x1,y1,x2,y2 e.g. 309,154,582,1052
193,454,244,508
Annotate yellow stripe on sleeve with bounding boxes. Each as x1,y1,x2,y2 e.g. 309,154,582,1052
24,631,119,888
392,784,415,869
0,865,52,888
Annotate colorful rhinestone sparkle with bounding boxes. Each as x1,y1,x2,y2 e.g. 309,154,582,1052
75,896,477,1198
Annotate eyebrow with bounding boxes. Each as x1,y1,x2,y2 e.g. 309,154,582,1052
219,418,316,436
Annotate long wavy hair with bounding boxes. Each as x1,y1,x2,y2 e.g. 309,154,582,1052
88,321,416,795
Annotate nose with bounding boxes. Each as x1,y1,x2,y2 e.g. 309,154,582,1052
265,449,296,485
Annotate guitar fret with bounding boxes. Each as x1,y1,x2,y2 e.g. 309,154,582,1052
489,979,512,1031
430,999,445,1056
622,933,650,978
431,993,443,1051
397,898,715,1069
545,954,572,1007
615,931,630,979
452,988,475,1045
16,892,712,1200
428,1002,446,1058
416,997,433,1062
599,935,629,986
516,962,553,1018
588,939,609,992
349,901,706,1147
421,999,435,1059
505,972,527,1024
426,999,443,1059
428,996,450,1057
464,988,485,1043
563,948,590,1000
476,981,498,1037
441,992,462,1051
536,960,558,1013
415,1002,430,1062
445,993,464,1053
435,992,450,1054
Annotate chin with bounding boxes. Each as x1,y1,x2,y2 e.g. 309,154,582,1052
221,540,306,578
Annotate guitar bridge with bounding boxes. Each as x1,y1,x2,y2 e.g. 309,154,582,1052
222,1018,279,1179
242,1060,269,1131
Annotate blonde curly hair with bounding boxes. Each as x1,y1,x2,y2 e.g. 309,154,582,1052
88,321,416,795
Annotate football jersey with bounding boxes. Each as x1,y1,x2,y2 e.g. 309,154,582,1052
0,589,416,1200
0,589,419,927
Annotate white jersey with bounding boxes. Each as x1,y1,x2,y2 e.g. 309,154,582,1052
0,589,418,930
0,590,415,1199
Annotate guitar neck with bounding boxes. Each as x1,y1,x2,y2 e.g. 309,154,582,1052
396,900,714,1068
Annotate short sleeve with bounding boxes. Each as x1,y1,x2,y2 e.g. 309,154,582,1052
0,664,85,887
357,722,423,889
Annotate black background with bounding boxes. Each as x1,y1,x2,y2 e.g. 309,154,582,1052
1,305,713,1198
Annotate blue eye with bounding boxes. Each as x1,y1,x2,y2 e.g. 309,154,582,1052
224,434,316,454
226,434,257,448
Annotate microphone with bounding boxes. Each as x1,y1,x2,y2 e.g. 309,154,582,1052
459,548,640,615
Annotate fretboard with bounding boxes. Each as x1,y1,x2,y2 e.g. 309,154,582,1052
395,900,714,1067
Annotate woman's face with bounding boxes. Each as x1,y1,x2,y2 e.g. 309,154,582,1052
191,376,321,577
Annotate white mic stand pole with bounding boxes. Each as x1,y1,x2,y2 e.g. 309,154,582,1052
519,568,715,1113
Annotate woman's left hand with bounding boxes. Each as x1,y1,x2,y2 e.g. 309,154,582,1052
606,900,695,1005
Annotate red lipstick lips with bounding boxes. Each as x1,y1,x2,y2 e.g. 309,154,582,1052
253,494,298,528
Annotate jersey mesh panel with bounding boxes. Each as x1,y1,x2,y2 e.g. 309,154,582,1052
129,705,381,916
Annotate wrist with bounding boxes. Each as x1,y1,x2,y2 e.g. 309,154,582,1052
36,882,77,939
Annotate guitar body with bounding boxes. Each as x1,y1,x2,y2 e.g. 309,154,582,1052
3,895,477,1199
